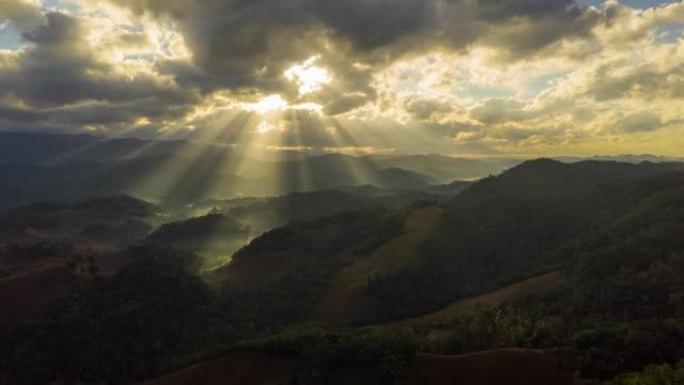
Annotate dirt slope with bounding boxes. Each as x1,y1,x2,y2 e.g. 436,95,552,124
411,349,574,385
0,257,71,321
139,354,291,385
314,206,443,324
138,349,572,385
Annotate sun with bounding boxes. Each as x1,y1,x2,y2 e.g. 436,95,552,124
284,55,332,95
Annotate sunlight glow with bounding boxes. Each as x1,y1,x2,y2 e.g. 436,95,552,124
284,55,332,95
257,121,284,135
244,94,289,114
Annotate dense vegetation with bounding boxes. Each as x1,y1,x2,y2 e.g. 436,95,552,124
198,188,456,238
365,160,684,321
224,209,407,329
602,360,684,385
221,190,400,235
144,213,250,262
3,159,684,384
0,195,156,245
0,247,230,384
223,327,417,385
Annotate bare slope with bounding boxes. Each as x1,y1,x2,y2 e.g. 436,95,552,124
411,349,573,385
0,257,71,321
314,206,443,324
140,354,291,385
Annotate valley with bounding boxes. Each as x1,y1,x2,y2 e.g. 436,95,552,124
1,133,684,385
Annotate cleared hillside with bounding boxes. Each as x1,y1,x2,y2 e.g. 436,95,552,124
139,354,291,385
0,257,72,321
411,350,573,385
314,205,443,324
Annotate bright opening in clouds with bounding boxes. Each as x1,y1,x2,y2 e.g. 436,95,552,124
285,56,332,95
244,95,289,115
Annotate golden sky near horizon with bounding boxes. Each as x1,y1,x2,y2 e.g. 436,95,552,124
1,0,684,157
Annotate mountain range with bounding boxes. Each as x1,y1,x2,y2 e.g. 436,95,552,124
2,133,684,385
0,132,509,208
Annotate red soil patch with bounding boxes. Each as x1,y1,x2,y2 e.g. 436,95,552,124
0,257,72,321
139,354,291,385
411,349,573,385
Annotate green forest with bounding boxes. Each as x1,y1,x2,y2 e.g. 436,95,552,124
3,160,684,384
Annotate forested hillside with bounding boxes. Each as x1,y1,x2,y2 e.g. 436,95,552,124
3,159,684,385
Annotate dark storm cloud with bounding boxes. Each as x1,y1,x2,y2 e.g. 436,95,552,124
312,0,434,49
0,12,198,130
0,0,617,135
125,0,434,111
471,0,603,59
476,0,579,21
108,0,606,101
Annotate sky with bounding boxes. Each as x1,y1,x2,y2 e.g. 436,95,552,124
0,0,683,157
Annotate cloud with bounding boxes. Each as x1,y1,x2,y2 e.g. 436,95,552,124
0,0,45,31
0,12,198,133
588,62,684,101
612,111,662,133
0,0,683,157
469,99,535,125
96,0,611,106
404,97,454,121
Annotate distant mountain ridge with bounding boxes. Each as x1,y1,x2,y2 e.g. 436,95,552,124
555,154,684,164
1,131,681,209
0,132,502,207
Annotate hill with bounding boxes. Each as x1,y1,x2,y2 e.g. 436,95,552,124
210,188,458,235
0,132,214,165
392,271,566,328
144,214,251,266
0,195,157,246
0,257,73,322
368,154,509,183
365,159,684,321
5,159,684,385
314,205,443,324
146,187,467,269
214,159,684,325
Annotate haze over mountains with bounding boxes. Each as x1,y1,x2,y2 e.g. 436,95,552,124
0,132,509,208
2,131,680,210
